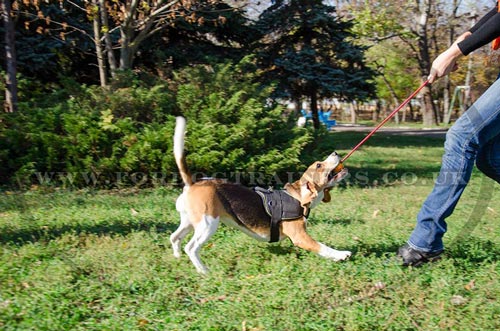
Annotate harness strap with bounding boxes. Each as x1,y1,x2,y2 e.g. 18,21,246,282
269,192,283,243
254,187,305,243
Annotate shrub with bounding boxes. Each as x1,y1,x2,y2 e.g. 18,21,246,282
1,59,320,189
1,80,178,188
172,57,315,185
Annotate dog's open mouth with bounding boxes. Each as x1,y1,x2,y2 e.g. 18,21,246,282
328,163,348,182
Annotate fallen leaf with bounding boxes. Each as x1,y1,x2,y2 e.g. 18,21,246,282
450,295,467,306
366,281,386,297
464,279,475,291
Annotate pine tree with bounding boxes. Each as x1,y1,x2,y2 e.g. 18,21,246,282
256,0,376,129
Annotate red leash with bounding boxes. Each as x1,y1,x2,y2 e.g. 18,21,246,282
340,80,430,163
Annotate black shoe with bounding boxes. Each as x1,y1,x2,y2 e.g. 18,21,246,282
397,243,443,267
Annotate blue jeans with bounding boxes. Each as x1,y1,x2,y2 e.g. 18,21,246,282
408,77,500,253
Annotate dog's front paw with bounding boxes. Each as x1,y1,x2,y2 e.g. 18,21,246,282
319,244,352,261
331,250,352,262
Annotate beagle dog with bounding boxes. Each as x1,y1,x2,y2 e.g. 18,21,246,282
170,117,351,274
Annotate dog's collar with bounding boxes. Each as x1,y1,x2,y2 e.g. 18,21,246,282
254,187,309,243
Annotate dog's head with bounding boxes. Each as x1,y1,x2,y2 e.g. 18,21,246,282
285,152,348,208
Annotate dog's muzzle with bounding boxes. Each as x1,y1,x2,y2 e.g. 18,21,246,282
328,162,344,180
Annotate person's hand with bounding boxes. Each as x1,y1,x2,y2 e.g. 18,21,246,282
427,32,469,84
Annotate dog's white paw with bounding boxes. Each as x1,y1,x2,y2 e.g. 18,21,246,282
319,244,352,262
331,250,352,262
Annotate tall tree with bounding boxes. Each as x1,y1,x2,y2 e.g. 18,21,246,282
92,0,248,72
344,0,438,125
344,0,490,126
8,0,250,86
140,0,255,71
91,0,107,86
2,0,18,112
8,0,96,84
409,0,438,126
256,0,376,129
73,0,251,82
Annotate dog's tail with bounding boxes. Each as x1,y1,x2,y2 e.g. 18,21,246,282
174,116,193,186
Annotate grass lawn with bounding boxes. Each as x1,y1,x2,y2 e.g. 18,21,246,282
1,131,499,330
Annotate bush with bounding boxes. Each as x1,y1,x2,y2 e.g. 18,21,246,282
172,57,314,185
0,79,178,188
1,59,319,189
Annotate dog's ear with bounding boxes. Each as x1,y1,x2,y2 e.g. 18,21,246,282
322,188,331,203
301,181,318,206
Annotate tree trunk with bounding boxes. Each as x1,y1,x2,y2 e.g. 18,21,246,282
421,81,437,126
415,0,437,126
2,0,18,112
350,103,357,124
92,0,107,87
373,100,381,122
381,74,400,124
443,75,450,123
292,96,301,117
119,24,137,70
119,0,140,71
310,92,320,129
99,0,117,77
442,0,461,125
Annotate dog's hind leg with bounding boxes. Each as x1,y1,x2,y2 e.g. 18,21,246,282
282,219,351,262
170,210,193,258
170,193,193,258
184,214,220,274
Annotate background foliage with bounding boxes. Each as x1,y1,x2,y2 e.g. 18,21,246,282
0,59,317,188
1,0,498,187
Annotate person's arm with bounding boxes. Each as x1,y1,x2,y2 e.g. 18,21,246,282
427,35,466,83
428,5,500,83
469,6,498,34
458,9,500,55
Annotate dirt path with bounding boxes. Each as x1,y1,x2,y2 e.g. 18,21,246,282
332,124,448,138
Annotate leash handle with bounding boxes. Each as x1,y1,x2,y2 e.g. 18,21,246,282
340,80,430,163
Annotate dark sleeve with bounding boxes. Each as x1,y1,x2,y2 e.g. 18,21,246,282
458,7,500,55
469,7,497,33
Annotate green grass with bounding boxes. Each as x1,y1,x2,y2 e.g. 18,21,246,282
1,132,499,330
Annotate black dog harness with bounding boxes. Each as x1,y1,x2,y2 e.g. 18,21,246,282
254,187,309,243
